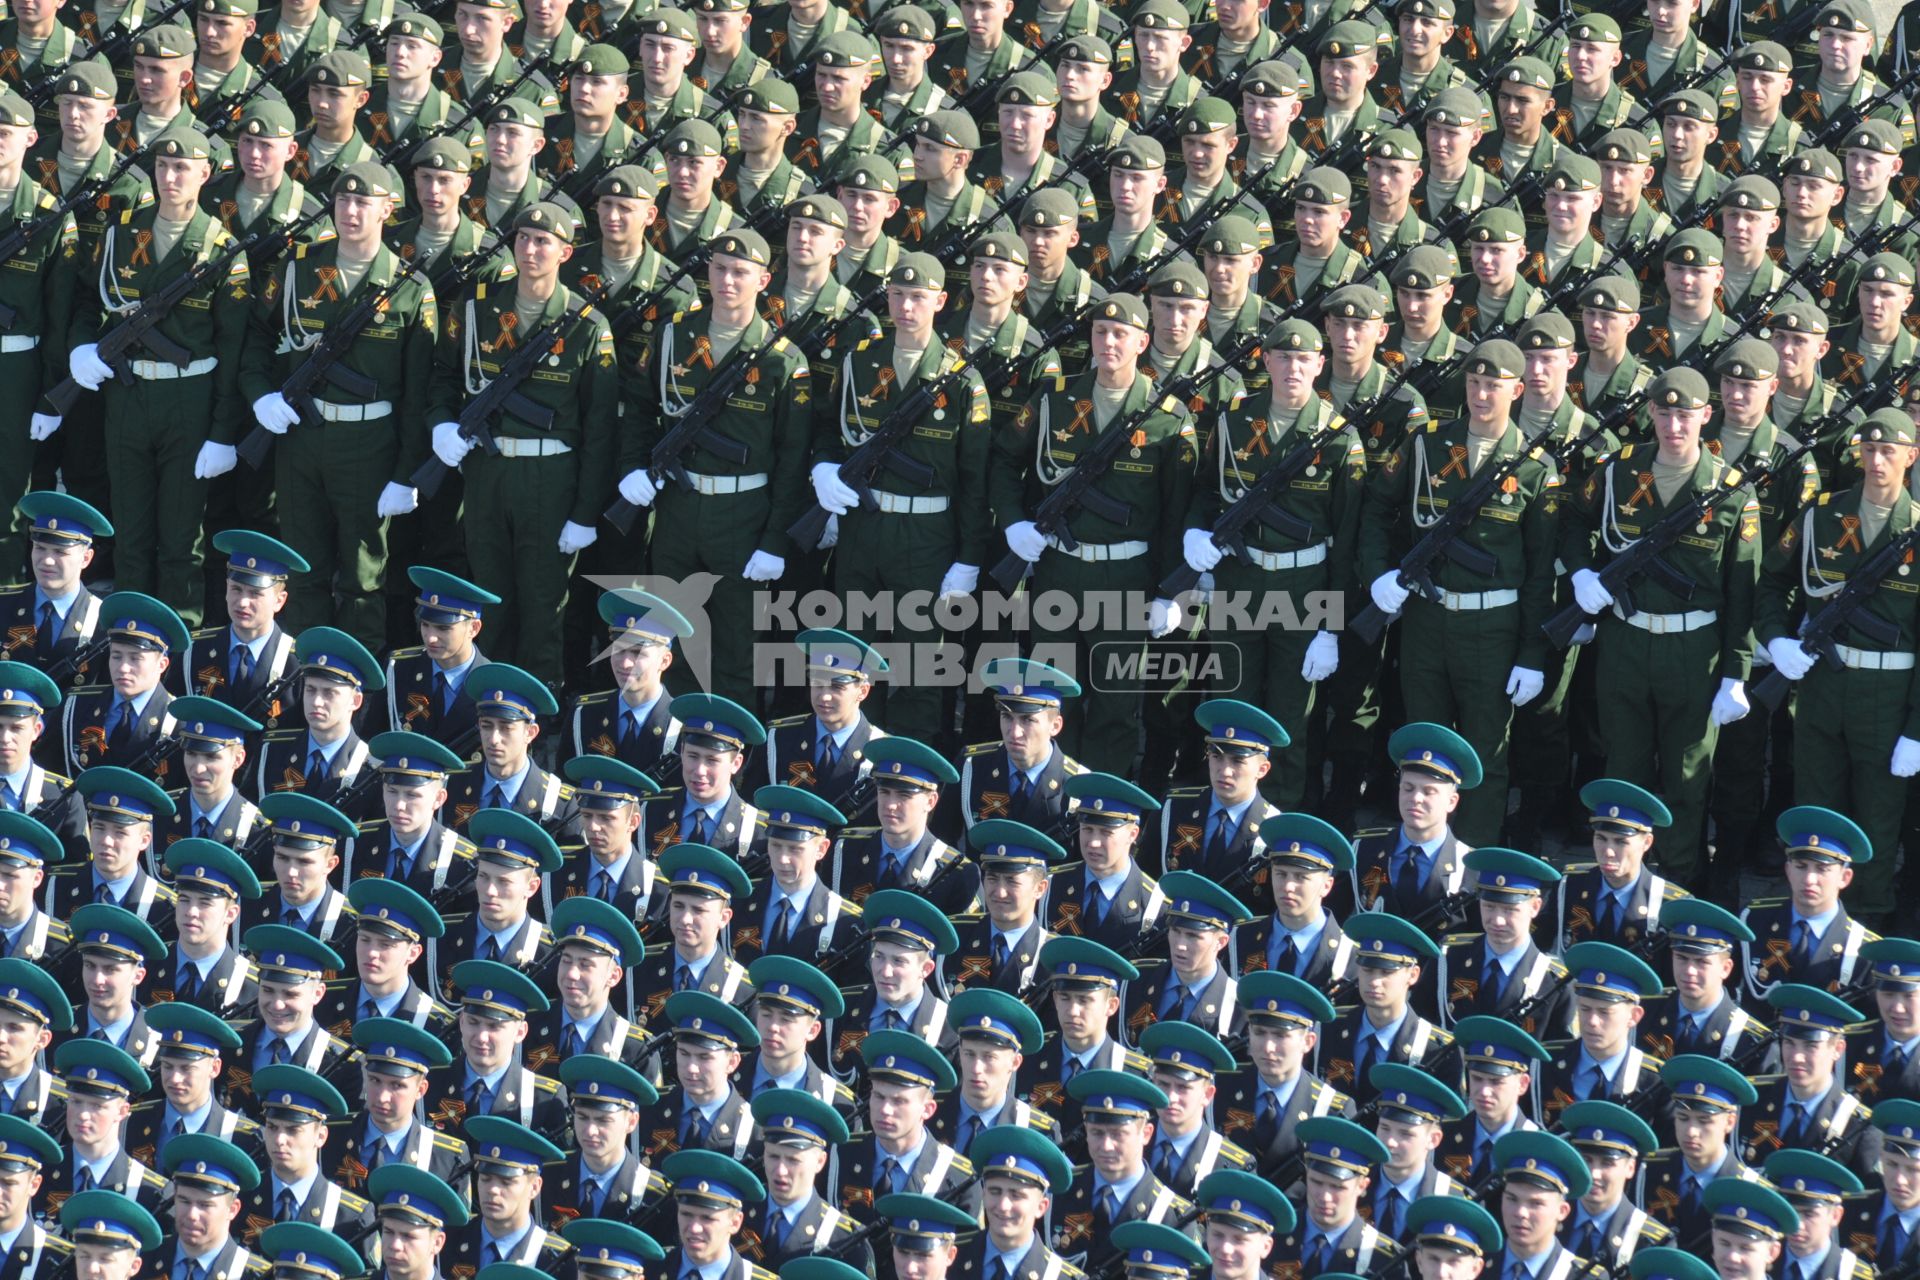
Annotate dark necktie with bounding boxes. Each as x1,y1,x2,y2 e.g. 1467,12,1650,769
1308,1235,1333,1274
1681,1176,1705,1221
178,1259,203,1280
306,749,327,789
76,1165,95,1192
232,643,253,688
1151,1138,1178,1181
1009,771,1029,810
770,900,796,948
283,908,303,928
392,845,414,882
194,816,213,839
176,962,199,1002
1087,882,1108,927
276,1187,296,1220
592,870,614,902
1574,1219,1603,1261
963,1114,985,1151
990,1260,1012,1280
267,1037,289,1065
1791,919,1813,969
481,934,502,961
107,701,131,750
0,783,15,813
1782,1102,1809,1147
35,602,54,660
1356,1033,1378,1080
1277,930,1302,975
1255,1091,1279,1147
1097,1186,1121,1225
358,1000,379,1024
816,737,839,773
682,1107,710,1146
766,1207,788,1252
1483,956,1507,1008
1890,1041,1912,1080
1884,1215,1911,1265
992,934,1010,971
1598,892,1622,939
562,1025,585,1059
682,809,711,845
468,1078,493,1115
485,784,505,811
675,964,693,991
1395,848,1423,903
435,671,452,714
93,882,114,904
1377,1190,1404,1240
484,1245,504,1268
1205,808,1232,865
364,1137,387,1171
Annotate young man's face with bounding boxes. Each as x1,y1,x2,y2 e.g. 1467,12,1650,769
258,975,326,1034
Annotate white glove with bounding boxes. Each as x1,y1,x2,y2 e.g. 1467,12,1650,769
557,521,598,554
938,563,979,600
376,482,418,518
68,343,111,390
193,442,237,479
252,392,300,434
1506,665,1546,707
1369,570,1410,616
1148,597,1182,638
1711,677,1750,726
742,550,786,582
1766,636,1816,680
28,414,59,441
1893,737,1920,778
811,462,859,516
1005,520,1048,563
1301,630,1340,682
1571,567,1615,615
819,514,839,548
431,422,472,468
618,468,658,508
1182,527,1224,573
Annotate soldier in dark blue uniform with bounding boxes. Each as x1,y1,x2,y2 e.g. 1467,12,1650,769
61,595,190,782
1273,1117,1399,1280
1638,899,1768,1068
1045,773,1165,954
246,793,358,952
353,732,476,908
738,957,851,1113
567,589,695,782
171,530,304,736
326,880,455,1037
638,993,758,1163
253,629,384,815
828,890,959,1077
1638,1056,1760,1241
1484,1133,1595,1280
3,492,111,701
0,808,73,965
47,769,177,927
148,840,261,1016
366,1168,473,1280
1315,913,1452,1107
160,697,266,859
1538,943,1666,1126
1433,848,1567,1040
1559,1101,1669,1275
1438,1017,1546,1187
382,567,500,749
1764,1150,1873,1280
948,820,1065,1001
444,667,575,836
1237,814,1356,992
764,627,889,806
746,1090,866,1270
551,756,663,926
935,989,1054,1155
1219,972,1351,1188
327,1021,469,1193
1363,1063,1469,1232
1555,779,1689,955
524,896,650,1070
950,658,1086,841
1848,938,1920,1107
1739,807,1877,1013
435,810,561,983
832,736,972,914
541,1058,669,1232
734,785,858,966
1349,724,1483,931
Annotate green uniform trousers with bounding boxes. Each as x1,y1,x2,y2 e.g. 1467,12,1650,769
1793,662,1908,916
277,417,397,653
1593,617,1720,888
1032,549,1154,776
834,507,956,743
649,484,766,708
1398,597,1519,846
462,451,578,685
104,374,213,627
1211,557,1316,808
0,348,39,575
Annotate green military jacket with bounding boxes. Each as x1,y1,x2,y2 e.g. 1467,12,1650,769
1471,127,1561,186
1105,68,1203,137
633,307,814,553
1647,163,1726,225
1561,440,1762,678
1189,390,1367,585
718,152,814,228
1417,164,1502,228
289,129,375,196
1718,255,1807,320
1525,392,1618,487
1833,193,1920,264
76,203,253,441
1629,303,1729,371
817,333,994,562
836,234,904,312
939,307,1064,435
201,171,328,242
1550,82,1648,157
0,176,80,400
1023,260,1104,375
1375,54,1468,124
989,368,1200,585
425,276,620,522
975,150,1096,224
1334,355,1431,470
28,141,155,271
1298,91,1384,160
1145,332,1242,429
189,60,287,134
1619,30,1733,114
797,109,898,188
1382,323,1467,419
647,196,737,268
1259,238,1365,314
750,0,858,73
1703,415,1821,547
1455,276,1542,339
1827,318,1920,393
1712,115,1802,179
365,83,484,164
1459,5,1566,82
874,77,955,136
543,115,646,205
927,32,1033,119
1074,215,1177,293
1774,374,1861,489
1183,23,1281,92
1525,227,1610,294
389,212,515,296
692,46,773,100
461,164,546,235
0,18,84,128
1160,166,1272,247
242,239,440,481
246,7,344,95
1778,221,1863,322
1359,416,1565,666
1756,486,1920,736
624,76,730,149
75,0,158,102
1787,68,1917,150
1012,0,1125,53
764,268,884,438
438,56,560,113
570,242,698,427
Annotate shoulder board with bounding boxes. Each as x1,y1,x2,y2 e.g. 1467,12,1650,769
1442,932,1483,947
432,1132,467,1151
1819,493,1834,506
1619,444,1636,458
1563,861,1599,874
748,1268,779,1280
1355,826,1393,838
1749,1072,1787,1086
771,337,790,353
832,1078,856,1104
1428,1027,1454,1045
43,1239,72,1259
339,1191,371,1212
1424,421,1441,434
1659,881,1690,901
189,626,223,641
534,1074,562,1094
295,243,311,260
139,1168,167,1190
949,1153,973,1174
769,714,809,728
263,728,306,742
1121,1049,1150,1072
575,690,614,706
1165,785,1207,799
390,646,426,660
1062,757,1087,776
130,1098,163,1113
964,742,999,757
1747,897,1789,909
841,826,882,839
1546,956,1569,975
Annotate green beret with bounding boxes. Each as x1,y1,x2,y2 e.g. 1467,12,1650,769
1649,366,1712,409
1319,19,1378,57
1424,86,1484,127
873,4,937,39
1769,300,1830,335
1713,337,1779,381
1369,127,1421,161
1783,148,1843,182
238,101,298,139
595,164,659,201
513,202,575,245
712,228,772,265
1393,243,1455,289
1660,89,1718,120
1295,165,1351,205
814,30,874,66
152,125,212,160
1180,95,1235,134
1517,311,1576,349
0,89,31,128
1861,251,1917,287
889,252,945,288
1323,282,1386,320
1241,59,1299,96
1569,13,1620,40
1719,175,1780,210
972,231,1028,266
1464,338,1523,379
738,80,800,115
1020,187,1080,228
413,136,474,172
997,70,1059,107
1817,0,1875,37
1132,0,1189,30
1111,135,1167,169
1266,318,1323,352
664,119,724,157
1399,0,1456,19
1735,41,1792,73
1846,117,1902,155
1580,273,1640,311
1147,260,1208,298
575,42,630,76
833,154,899,193
486,97,546,130
1093,292,1150,330
1498,55,1553,90
132,24,194,58
1056,33,1112,63
1548,154,1601,192
1200,213,1261,256
52,59,116,100
1663,227,1723,266
1857,407,1919,447
307,49,372,87
1597,127,1652,164
387,7,443,43
790,193,848,229
1467,206,1525,243
915,109,979,150
334,162,396,199
636,8,696,40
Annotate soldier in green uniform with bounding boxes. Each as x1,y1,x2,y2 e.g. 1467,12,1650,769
288,50,377,194
203,102,326,248
1016,188,1104,376
1075,135,1177,292
1456,206,1540,337
1182,317,1363,806
1360,337,1564,844
424,201,617,683
0,87,78,576
1717,177,1804,321
1768,303,1863,487
719,80,812,229
625,227,811,704
0,0,84,133
1528,155,1610,297
989,292,1196,772
26,62,154,567
809,250,989,739
68,123,251,627
1755,408,1920,922
248,0,345,98
1578,275,1655,422
1560,366,1762,892
1824,252,1919,393
1382,244,1467,419
1299,21,1385,161
465,99,555,237
1557,16,1648,155
1717,41,1802,179
1419,89,1504,232
190,0,286,134
1650,91,1724,224
1379,0,1467,125
366,11,482,174
438,0,560,113
1261,167,1366,318
1052,36,1134,200
1474,57,1562,186
831,156,906,303
243,162,439,649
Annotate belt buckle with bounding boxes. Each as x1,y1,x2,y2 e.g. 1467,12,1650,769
1444,592,1463,612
